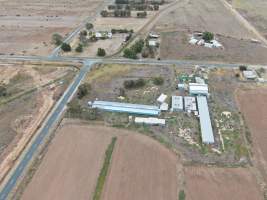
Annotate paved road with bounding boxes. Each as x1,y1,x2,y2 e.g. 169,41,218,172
1,54,264,68
0,60,95,200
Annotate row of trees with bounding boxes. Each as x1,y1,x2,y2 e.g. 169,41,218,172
108,4,159,11
101,10,131,17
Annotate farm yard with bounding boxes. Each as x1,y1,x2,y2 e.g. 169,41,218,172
0,63,75,186
0,0,106,55
20,121,180,200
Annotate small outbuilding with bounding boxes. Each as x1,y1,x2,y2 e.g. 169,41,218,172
243,70,257,80
171,96,183,112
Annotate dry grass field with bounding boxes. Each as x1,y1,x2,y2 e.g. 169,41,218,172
0,0,105,55
237,88,267,182
229,0,267,38
185,166,263,200
0,64,75,184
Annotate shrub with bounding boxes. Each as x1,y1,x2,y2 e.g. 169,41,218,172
97,48,106,56
131,39,144,53
239,65,247,71
85,23,93,30
101,10,109,17
152,76,164,85
52,33,63,46
75,43,83,53
77,83,91,99
123,48,137,59
61,43,71,52
123,78,145,89
202,31,214,42
0,84,7,97
179,190,186,200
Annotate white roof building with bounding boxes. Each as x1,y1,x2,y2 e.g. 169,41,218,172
160,102,169,111
195,77,205,84
189,83,209,96
197,96,215,144
243,70,257,79
171,96,183,111
148,40,157,47
184,96,197,112
157,93,167,103
135,117,165,126
149,33,160,38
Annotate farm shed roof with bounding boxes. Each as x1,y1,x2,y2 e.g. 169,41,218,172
197,96,215,144
90,101,160,116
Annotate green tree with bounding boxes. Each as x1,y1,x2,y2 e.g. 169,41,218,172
61,43,71,52
85,23,94,30
0,84,7,97
101,10,109,17
152,76,164,85
77,83,91,99
202,31,214,42
97,48,106,56
123,48,137,59
75,43,83,53
52,33,63,46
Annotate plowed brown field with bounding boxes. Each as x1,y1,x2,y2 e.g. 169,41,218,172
237,88,267,181
185,166,263,200
102,133,179,200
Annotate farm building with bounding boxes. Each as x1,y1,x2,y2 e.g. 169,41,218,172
195,77,205,84
197,96,215,144
148,40,158,47
89,101,160,116
160,102,169,111
157,93,167,103
135,117,165,126
243,70,257,80
184,96,197,112
171,96,183,111
189,83,209,96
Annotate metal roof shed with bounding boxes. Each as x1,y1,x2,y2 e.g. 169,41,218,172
197,96,215,144
90,101,160,116
171,96,183,111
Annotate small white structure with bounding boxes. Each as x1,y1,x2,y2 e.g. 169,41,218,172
178,83,185,90
189,83,209,96
157,93,167,103
184,96,197,112
243,70,257,80
204,43,213,48
107,32,113,39
171,96,183,112
189,37,198,45
149,32,160,38
95,32,102,39
195,77,205,84
211,39,222,48
160,102,169,111
197,39,205,46
148,40,157,47
135,117,165,126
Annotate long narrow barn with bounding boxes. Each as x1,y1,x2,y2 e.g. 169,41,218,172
197,96,215,144
89,101,160,116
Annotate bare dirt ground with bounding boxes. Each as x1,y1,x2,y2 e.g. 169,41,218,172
185,166,264,200
21,122,181,200
154,0,256,39
0,0,105,55
102,130,180,200
237,87,267,182
0,64,75,184
160,31,267,64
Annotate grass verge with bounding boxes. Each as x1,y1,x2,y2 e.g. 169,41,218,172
93,137,117,200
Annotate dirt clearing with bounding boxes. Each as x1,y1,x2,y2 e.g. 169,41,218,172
237,87,267,181
185,166,264,200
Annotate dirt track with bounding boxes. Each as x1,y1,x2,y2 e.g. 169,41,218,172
185,166,263,200
102,133,179,200
237,88,267,181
